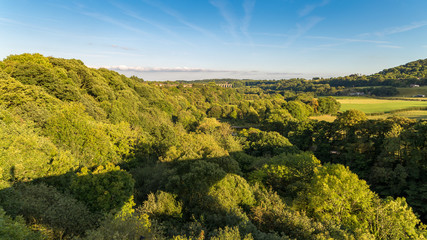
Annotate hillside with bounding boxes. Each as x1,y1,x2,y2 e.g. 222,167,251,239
0,54,426,239
375,58,427,79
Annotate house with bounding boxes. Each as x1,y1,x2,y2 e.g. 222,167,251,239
349,92,365,96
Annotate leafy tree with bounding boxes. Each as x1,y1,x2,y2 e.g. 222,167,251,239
299,164,376,236
207,174,255,213
0,207,44,240
210,226,254,240
0,183,97,239
84,210,153,240
70,163,135,212
335,109,367,127
317,96,340,115
285,101,312,120
239,128,298,157
139,191,183,220
249,152,321,200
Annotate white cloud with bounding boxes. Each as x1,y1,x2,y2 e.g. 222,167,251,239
103,65,233,73
99,65,311,81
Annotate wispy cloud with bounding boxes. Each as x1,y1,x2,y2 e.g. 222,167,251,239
371,21,427,36
242,0,256,31
103,65,234,73
0,17,19,25
210,0,239,39
111,2,195,46
209,0,256,43
307,36,389,44
299,0,330,17
82,12,150,36
241,0,256,41
377,45,402,49
285,17,324,47
110,45,135,51
141,0,219,41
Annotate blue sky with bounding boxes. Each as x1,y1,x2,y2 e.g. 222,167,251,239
1,0,427,81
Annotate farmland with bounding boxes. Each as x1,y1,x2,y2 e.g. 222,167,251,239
310,96,427,121
337,97,427,114
396,86,427,97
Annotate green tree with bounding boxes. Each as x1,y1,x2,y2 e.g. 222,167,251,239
239,128,298,157
300,164,376,236
70,163,135,212
0,207,44,240
335,109,367,127
317,97,340,115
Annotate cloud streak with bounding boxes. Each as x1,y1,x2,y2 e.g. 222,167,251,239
141,0,219,41
103,65,235,73
82,12,150,36
299,0,330,17
377,45,402,49
209,0,256,43
210,0,239,39
284,17,324,47
308,36,390,44
373,21,427,36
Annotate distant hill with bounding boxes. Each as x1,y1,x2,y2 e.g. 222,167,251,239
374,58,427,79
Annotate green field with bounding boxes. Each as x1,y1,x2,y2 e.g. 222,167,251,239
396,86,427,97
337,97,427,114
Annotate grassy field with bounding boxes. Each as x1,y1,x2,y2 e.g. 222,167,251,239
337,97,427,113
396,86,427,97
311,96,427,121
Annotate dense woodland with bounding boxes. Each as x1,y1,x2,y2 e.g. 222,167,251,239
0,53,426,239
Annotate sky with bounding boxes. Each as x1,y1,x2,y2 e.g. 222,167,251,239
1,0,427,81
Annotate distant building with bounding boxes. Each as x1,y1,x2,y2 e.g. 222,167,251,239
410,84,420,88
349,92,365,96
414,94,425,97
216,82,233,88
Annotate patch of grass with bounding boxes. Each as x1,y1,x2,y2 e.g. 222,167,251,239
396,86,427,97
309,115,336,122
396,110,427,120
337,97,427,113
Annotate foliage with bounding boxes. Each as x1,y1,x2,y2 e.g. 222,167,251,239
1,53,426,239
139,191,183,220
70,163,135,212
0,183,97,239
249,152,321,200
0,207,45,240
239,128,298,157
317,96,340,115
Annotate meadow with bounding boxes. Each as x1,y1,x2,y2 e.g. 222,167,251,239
396,86,427,97
310,96,427,121
337,97,427,113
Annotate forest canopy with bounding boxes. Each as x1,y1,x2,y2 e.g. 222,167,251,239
0,53,426,239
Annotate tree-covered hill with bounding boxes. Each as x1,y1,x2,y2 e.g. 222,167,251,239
375,58,427,80
0,54,426,239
